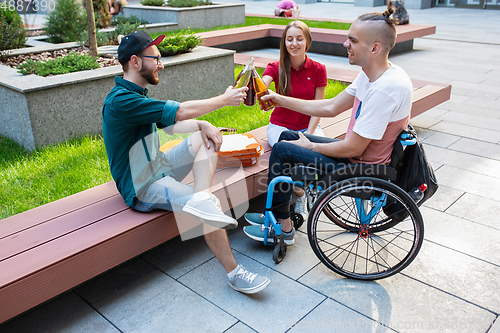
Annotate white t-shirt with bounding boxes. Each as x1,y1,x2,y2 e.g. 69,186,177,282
344,63,412,165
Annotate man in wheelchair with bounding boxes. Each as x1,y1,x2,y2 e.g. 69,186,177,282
244,9,413,246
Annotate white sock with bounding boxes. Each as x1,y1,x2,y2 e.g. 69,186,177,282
227,264,241,280
191,191,211,202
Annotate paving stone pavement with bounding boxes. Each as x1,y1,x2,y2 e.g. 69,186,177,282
2,2,500,333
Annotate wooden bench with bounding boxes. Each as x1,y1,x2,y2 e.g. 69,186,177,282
197,22,436,57
0,56,451,325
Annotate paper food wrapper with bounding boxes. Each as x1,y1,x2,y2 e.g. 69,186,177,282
218,133,263,157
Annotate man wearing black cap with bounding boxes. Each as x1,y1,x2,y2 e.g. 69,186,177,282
102,31,270,294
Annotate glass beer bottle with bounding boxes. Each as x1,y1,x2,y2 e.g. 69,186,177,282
244,76,256,106
252,68,274,112
234,57,254,89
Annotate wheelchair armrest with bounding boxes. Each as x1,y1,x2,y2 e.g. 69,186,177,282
320,164,397,187
290,166,330,182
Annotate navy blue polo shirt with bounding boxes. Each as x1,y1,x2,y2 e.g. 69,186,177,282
102,76,180,207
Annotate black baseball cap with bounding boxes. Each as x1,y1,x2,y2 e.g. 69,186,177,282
118,30,166,65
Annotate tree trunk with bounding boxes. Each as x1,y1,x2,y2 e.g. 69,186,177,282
85,0,98,58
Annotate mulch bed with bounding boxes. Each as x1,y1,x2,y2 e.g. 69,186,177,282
26,30,46,37
0,46,120,71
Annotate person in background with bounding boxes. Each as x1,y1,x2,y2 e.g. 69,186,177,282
102,31,271,294
274,0,298,17
243,9,412,247
388,0,409,25
108,0,127,16
244,20,328,229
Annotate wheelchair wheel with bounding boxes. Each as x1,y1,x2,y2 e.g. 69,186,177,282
273,242,287,263
291,213,304,229
308,177,423,280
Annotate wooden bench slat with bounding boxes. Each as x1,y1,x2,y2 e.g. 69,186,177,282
248,124,269,142
322,118,351,139
253,169,270,197
0,208,175,287
326,68,359,84
0,181,119,240
200,25,271,47
410,78,434,90
394,24,436,43
0,195,128,262
0,209,192,324
245,151,271,178
211,168,255,211
319,111,351,128
411,84,451,118
200,22,436,49
303,27,350,44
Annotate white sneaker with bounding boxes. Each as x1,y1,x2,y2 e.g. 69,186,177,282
228,265,270,294
294,194,308,221
183,193,238,229
305,186,323,210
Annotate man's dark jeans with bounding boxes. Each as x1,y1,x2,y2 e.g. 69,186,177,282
267,131,349,219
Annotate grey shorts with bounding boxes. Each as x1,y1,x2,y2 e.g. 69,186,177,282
133,136,197,213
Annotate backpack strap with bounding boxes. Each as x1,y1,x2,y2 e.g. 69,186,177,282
390,125,417,175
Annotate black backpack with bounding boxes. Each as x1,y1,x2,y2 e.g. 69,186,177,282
385,125,438,220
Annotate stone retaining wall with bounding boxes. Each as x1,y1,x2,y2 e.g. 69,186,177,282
123,2,245,30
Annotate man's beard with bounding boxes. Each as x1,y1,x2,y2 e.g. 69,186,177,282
140,67,159,85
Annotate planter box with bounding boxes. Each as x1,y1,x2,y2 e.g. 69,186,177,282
123,2,245,30
354,0,385,6
0,46,234,151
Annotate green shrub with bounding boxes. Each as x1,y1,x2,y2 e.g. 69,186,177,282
79,21,143,46
111,14,147,26
167,0,211,7
17,52,100,76
114,21,144,38
44,0,87,43
0,7,27,50
157,30,202,56
78,29,112,47
140,0,165,6
93,0,112,28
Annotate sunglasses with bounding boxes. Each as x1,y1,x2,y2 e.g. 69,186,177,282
137,55,161,65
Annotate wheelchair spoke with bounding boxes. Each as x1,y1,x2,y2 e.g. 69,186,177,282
369,231,411,264
368,236,386,273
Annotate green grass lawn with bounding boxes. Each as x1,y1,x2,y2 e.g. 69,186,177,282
153,16,351,39
0,135,112,219
0,66,346,219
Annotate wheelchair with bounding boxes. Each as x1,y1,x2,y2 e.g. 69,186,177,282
261,132,424,280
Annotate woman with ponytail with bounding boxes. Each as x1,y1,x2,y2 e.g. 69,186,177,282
262,20,328,147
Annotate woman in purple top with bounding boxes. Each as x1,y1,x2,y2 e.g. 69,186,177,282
274,0,298,16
